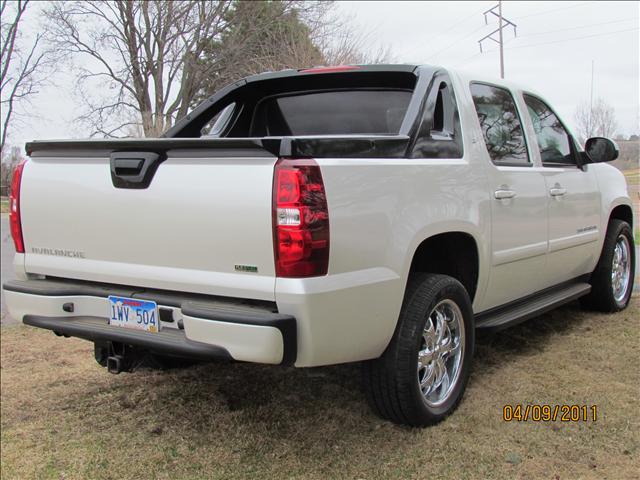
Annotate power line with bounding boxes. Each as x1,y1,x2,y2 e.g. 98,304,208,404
478,1,516,78
422,3,493,61
517,18,635,38
454,26,638,67
452,50,485,67
504,27,638,50
426,23,488,60
423,4,490,43
423,2,607,65
516,2,592,19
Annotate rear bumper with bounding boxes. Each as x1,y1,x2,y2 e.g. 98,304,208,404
23,315,232,361
3,279,296,365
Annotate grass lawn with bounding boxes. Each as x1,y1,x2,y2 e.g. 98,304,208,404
1,299,638,479
0,197,8,214
622,169,639,243
623,168,640,186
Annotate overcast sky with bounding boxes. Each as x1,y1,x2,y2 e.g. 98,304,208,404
5,1,639,150
336,1,639,135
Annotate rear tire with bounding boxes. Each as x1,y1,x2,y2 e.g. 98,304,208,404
581,219,635,312
363,273,474,427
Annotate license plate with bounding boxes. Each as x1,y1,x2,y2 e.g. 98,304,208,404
108,296,159,333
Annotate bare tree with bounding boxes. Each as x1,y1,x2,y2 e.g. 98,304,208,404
303,6,393,65
46,1,394,138
574,97,618,142
1,0,49,152
46,0,235,138
0,145,22,196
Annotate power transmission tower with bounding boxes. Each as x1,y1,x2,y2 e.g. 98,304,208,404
478,1,517,78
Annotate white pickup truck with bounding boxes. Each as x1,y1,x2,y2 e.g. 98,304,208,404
3,65,635,427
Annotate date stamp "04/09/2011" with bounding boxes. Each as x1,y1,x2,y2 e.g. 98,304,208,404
503,404,598,422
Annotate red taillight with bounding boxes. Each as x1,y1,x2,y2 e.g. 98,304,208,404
9,161,26,253
273,158,329,277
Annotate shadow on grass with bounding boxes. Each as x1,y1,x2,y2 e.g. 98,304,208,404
193,301,595,413
49,300,602,463
474,300,594,364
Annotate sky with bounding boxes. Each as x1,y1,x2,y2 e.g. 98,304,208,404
336,0,639,136
4,0,639,151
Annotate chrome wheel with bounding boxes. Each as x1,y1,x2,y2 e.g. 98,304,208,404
611,234,631,302
417,299,465,407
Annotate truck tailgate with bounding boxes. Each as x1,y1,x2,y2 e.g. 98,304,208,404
20,151,278,301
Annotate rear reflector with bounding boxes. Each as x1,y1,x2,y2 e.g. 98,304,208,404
273,159,329,277
9,161,26,253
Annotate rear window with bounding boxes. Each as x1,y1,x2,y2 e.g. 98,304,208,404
252,90,412,136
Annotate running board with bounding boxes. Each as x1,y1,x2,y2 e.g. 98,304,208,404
475,282,591,331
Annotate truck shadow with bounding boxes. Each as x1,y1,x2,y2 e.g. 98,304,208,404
140,301,595,425
473,300,593,365
40,300,614,472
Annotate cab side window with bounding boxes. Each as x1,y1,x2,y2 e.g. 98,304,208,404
411,78,463,159
201,103,237,137
523,94,575,166
470,83,529,165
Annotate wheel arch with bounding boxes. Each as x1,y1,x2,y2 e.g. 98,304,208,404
609,203,634,229
407,231,480,302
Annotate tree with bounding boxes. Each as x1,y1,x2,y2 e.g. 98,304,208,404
46,0,235,138
574,97,618,142
195,1,326,99
1,0,50,152
0,145,22,196
305,6,393,66
45,1,393,138
196,1,393,101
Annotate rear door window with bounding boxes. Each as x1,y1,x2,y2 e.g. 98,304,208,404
252,90,412,136
470,83,530,165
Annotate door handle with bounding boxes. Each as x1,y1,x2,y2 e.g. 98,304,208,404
549,187,567,197
494,189,516,200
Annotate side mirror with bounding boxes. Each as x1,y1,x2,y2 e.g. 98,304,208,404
584,137,619,163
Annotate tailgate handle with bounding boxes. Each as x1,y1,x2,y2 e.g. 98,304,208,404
110,152,165,189
114,158,144,176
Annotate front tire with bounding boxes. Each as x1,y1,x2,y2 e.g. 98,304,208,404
581,219,635,312
363,273,474,427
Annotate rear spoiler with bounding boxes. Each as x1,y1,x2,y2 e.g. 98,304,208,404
25,135,411,159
